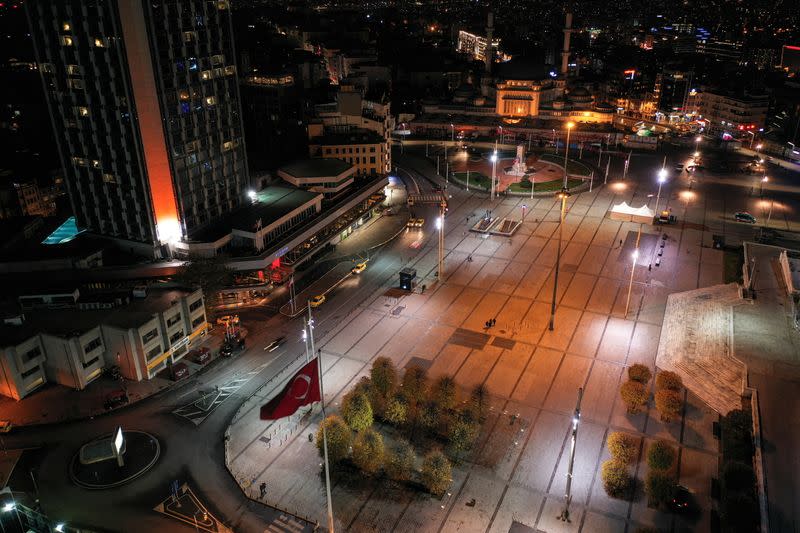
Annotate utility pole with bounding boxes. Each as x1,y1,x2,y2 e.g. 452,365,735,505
558,387,584,522
604,157,610,184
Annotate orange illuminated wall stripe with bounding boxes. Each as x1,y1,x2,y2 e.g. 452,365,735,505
118,0,180,242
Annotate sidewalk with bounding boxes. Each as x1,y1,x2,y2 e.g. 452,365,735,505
0,328,228,427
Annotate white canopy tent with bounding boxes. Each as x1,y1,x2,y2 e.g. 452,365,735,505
609,202,655,224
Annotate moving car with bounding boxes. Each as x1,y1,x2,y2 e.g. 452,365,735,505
352,262,367,274
734,212,757,224
406,218,421,228
104,389,129,410
265,336,286,353
216,314,239,326
310,294,326,307
414,218,425,227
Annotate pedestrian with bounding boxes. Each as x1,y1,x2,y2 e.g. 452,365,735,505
492,318,496,327
421,284,427,294
648,264,652,272
619,239,623,247
259,482,267,498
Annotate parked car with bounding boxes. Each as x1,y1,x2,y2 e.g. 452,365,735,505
674,163,684,171
264,336,286,353
220,344,234,357
734,212,757,224
668,485,697,514
171,362,189,381
104,389,129,410
0,421,13,433
310,294,326,307
193,347,211,364
351,262,367,274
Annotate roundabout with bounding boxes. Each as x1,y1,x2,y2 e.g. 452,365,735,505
70,429,161,489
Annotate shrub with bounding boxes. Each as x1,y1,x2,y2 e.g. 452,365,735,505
316,415,352,464
384,440,416,482
607,432,639,464
402,366,428,405
655,371,683,392
431,375,458,411
447,417,479,460
519,178,532,188
628,364,652,384
721,409,754,463
721,491,760,533
371,357,398,399
645,470,676,507
647,440,677,471
601,459,632,498
620,380,648,414
654,389,683,422
353,375,373,396
421,450,452,496
722,461,756,493
419,401,441,431
384,395,408,426
352,427,385,475
468,383,490,422
342,390,374,432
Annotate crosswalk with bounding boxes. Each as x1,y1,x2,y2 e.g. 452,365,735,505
173,363,270,425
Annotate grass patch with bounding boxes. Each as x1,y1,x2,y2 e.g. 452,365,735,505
539,153,592,176
723,247,744,284
452,172,491,190
507,177,584,193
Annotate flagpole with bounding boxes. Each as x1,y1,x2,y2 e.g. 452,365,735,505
309,301,334,532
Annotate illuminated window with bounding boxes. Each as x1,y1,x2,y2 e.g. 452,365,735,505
61,36,74,46
211,54,224,65
201,70,212,80
205,96,216,106
67,79,84,90
224,65,236,76
66,64,81,75
75,106,89,117
179,102,191,114
40,63,54,73
217,0,230,9
72,156,87,166
62,22,71,31
102,173,116,183
179,90,190,101
188,58,198,71
94,38,106,48
182,31,196,43
92,160,101,168
222,141,234,151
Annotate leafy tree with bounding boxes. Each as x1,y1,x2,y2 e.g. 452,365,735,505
353,376,373,397
628,364,652,384
620,380,648,414
384,439,415,482
607,432,639,464
431,375,458,411
419,401,440,432
371,357,398,399
447,416,479,460
721,409,754,463
654,389,683,422
647,440,677,471
421,450,452,496
352,428,385,475
645,470,676,507
384,395,408,426
468,383,490,422
601,459,632,498
722,461,755,493
173,256,235,312
401,365,428,406
655,371,683,392
342,390,373,432
721,491,760,533
316,415,352,464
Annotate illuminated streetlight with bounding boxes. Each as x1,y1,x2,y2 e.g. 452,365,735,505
760,175,768,197
55,524,66,533
490,151,498,201
563,122,575,188
625,229,642,317
549,188,571,331
2,503,15,512
558,387,583,522
654,169,667,215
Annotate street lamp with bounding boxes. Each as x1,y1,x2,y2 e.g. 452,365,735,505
760,175,768,197
521,204,527,222
549,188,570,331
746,130,755,149
654,168,667,215
694,135,701,156
490,151,498,201
562,122,575,188
625,241,640,318
558,387,583,522
55,524,65,533
450,123,455,143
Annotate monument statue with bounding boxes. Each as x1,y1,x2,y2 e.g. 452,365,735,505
508,144,528,176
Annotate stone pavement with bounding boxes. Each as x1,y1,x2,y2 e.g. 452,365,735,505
227,166,735,532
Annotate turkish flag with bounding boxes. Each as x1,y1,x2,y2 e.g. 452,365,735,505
260,358,321,420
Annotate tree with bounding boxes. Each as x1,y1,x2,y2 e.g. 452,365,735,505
384,395,408,426
342,390,373,432
654,389,683,422
721,491,760,533
628,364,652,384
421,450,452,496
645,470,676,507
655,371,683,392
371,357,398,399
447,416,479,460
402,365,428,406
353,376,373,397
384,439,416,482
316,415,352,464
721,409,754,463
647,440,677,471
173,256,235,313
722,461,755,493
468,383,490,422
352,428,385,475
419,401,440,432
620,380,648,414
607,432,639,464
601,459,632,498
431,375,458,411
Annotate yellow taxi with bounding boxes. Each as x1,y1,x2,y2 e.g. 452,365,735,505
310,294,326,307
352,262,367,274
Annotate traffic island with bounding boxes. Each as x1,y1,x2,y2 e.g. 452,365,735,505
70,429,160,489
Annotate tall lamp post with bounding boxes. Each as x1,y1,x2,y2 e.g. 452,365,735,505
490,151,498,201
450,123,455,143
654,168,667,215
549,122,575,332
624,229,642,317
563,122,575,185
760,175,768,198
558,387,584,522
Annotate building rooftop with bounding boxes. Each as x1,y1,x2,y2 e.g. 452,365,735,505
187,185,321,242
279,158,353,178
308,129,384,146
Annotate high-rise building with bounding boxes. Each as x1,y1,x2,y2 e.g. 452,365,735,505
25,0,249,257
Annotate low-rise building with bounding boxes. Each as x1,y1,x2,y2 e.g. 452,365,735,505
278,159,356,199
698,90,769,134
308,130,388,177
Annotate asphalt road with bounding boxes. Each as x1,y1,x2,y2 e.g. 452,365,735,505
5,139,798,533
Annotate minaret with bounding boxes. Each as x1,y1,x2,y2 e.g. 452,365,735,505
481,11,494,98
561,12,573,76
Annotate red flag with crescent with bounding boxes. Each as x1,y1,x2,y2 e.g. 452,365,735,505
260,358,321,420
